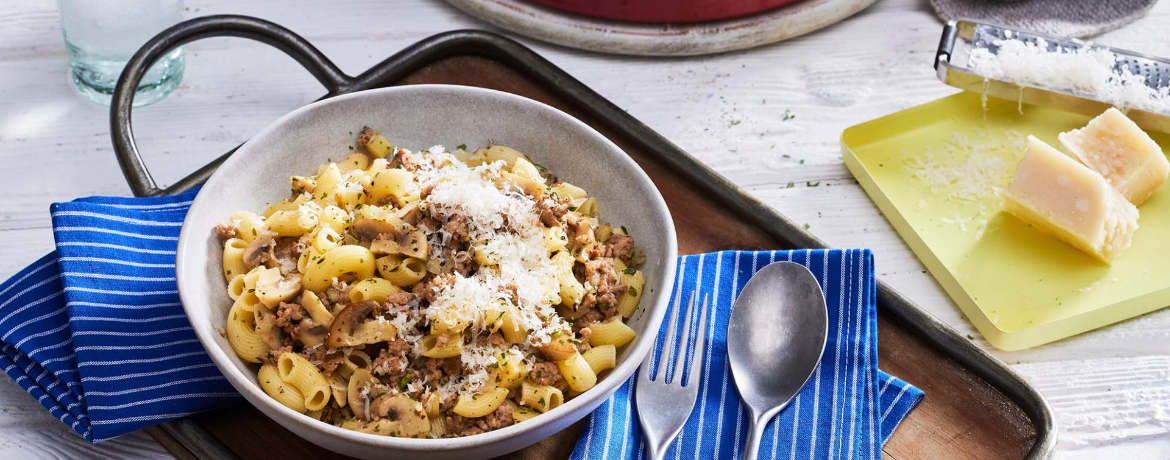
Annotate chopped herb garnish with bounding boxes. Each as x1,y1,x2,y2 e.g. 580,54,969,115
568,206,578,212
457,143,467,151
620,226,628,234
628,287,638,296
623,268,637,275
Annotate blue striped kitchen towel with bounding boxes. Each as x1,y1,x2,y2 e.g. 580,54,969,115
571,250,924,460
0,189,240,443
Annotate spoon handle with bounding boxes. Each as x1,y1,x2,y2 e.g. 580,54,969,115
741,414,766,460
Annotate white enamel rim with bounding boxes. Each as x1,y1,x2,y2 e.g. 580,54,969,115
175,85,677,455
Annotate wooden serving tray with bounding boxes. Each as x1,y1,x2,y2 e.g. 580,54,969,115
110,16,1055,460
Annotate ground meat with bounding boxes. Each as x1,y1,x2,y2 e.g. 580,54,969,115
576,327,593,352
480,403,513,431
500,283,519,303
383,291,416,308
572,308,603,331
605,234,635,260
371,339,411,377
444,214,472,240
529,361,564,387
274,301,305,329
388,150,420,171
434,333,451,348
445,402,513,437
325,280,352,305
262,345,293,365
451,250,476,277
487,332,506,348
272,237,306,275
214,222,239,242
422,357,462,384
577,259,625,316
446,414,482,437
535,196,570,227
356,126,376,147
317,349,344,375
419,273,456,303
417,216,441,233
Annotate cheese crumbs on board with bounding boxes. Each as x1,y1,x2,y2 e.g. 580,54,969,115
1058,108,1169,206
1001,136,1138,263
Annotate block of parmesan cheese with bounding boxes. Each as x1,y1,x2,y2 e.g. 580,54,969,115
1002,136,1139,263
1058,108,1168,206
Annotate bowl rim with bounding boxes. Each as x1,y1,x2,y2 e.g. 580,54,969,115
175,84,677,452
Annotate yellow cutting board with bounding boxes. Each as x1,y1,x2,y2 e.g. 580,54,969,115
842,91,1170,351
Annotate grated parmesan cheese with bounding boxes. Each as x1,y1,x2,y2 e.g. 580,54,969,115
904,129,1027,204
968,38,1170,115
408,148,570,396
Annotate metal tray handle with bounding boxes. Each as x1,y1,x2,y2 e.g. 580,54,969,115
111,15,354,197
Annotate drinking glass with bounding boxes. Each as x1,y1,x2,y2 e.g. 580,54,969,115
57,0,185,106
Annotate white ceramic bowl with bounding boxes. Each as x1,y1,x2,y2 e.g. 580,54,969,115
175,85,677,459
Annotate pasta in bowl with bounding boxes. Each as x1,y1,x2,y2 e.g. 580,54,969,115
175,84,675,460
216,133,647,438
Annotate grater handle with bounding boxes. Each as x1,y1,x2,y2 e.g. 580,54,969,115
934,19,959,71
111,15,354,197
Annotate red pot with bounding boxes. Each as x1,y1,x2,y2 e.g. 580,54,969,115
525,0,805,23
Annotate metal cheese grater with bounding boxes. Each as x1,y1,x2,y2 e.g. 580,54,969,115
934,19,1170,133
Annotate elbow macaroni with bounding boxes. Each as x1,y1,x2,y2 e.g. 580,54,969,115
216,138,646,439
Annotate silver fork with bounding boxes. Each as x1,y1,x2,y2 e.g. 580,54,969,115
636,290,710,460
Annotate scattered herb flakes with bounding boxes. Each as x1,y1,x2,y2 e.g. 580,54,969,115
803,223,810,230
623,268,637,275
457,143,467,151
786,182,795,189
781,109,796,121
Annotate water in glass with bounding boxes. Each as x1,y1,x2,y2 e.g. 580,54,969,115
58,0,184,106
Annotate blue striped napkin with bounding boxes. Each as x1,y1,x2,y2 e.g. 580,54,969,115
571,250,924,460
0,190,239,443
0,191,922,451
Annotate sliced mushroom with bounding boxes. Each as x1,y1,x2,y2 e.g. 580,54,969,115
396,202,422,226
327,300,397,348
243,232,277,270
350,218,400,241
347,368,380,419
253,267,302,308
295,319,328,347
369,394,430,438
253,308,283,350
369,225,428,260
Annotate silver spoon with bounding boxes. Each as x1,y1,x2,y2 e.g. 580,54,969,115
727,261,829,460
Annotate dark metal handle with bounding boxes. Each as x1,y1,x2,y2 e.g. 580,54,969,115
934,19,959,71
111,15,353,197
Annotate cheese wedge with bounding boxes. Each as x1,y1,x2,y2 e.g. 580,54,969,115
1058,108,1168,206
1001,136,1139,263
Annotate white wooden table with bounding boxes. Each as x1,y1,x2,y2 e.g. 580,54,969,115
2,0,1168,458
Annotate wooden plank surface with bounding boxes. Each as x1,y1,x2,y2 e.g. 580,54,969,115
1,0,1169,458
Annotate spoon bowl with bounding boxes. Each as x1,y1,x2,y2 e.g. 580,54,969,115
726,261,829,460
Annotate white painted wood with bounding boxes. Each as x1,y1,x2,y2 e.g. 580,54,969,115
0,0,1166,458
